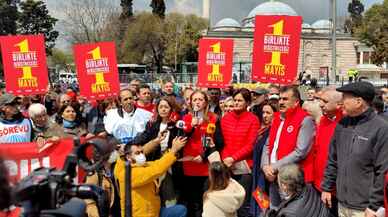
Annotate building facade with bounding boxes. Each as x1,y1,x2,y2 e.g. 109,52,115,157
203,0,388,83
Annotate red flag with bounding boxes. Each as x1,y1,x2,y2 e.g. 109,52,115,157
197,38,233,88
252,15,302,84
0,139,74,184
0,35,49,95
252,186,270,209
73,42,120,100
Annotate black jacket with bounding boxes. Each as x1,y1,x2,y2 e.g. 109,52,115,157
322,108,388,211
267,185,333,217
133,120,179,160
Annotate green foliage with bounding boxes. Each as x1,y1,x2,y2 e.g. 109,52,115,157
120,0,133,19
119,12,208,73
0,0,18,35
150,0,166,18
356,0,388,65
345,0,364,34
18,0,58,55
49,48,73,69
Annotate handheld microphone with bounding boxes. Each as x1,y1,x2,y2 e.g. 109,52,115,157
175,120,186,137
203,123,216,148
193,105,200,117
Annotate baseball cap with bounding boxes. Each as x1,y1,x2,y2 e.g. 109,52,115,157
0,93,17,107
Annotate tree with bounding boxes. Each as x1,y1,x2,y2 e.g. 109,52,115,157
120,0,133,19
121,12,165,73
163,13,208,67
18,0,58,55
60,0,119,43
119,12,208,73
0,0,18,35
356,0,388,65
49,48,73,69
150,0,166,18
344,0,364,34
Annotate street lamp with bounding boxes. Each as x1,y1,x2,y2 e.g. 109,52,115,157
331,0,337,85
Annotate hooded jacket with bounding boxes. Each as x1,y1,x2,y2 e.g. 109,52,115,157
202,179,246,217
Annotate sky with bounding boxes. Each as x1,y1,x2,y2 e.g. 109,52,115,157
43,0,384,48
45,0,384,24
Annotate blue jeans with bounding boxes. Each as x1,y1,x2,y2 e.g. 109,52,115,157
160,204,187,217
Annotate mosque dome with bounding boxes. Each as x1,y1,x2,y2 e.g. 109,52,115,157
247,1,297,19
213,18,241,31
311,19,332,33
243,1,297,26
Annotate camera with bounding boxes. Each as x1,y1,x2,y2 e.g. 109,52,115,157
12,138,112,217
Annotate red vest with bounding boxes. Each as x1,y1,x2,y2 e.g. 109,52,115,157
268,106,314,182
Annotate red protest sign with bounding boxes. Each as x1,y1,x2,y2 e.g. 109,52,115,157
0,35,49,95
0,139,74,217
0,139,74,184
252,16,302,84
197,38,233,88
73,42,120,100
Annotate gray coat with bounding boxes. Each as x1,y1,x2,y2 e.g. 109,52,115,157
322,108,388,211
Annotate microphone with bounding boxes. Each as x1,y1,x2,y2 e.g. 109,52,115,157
203,123,216,148
175,120,186,137
193,105,200,117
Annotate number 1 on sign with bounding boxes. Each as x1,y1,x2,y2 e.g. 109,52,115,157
269,20,284,65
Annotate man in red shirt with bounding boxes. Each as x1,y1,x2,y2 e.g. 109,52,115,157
313,87,343,216
135,84,155,113
313,88,343,191
261,85,316,208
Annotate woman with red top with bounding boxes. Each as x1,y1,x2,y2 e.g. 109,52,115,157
181,90,221,217
221,88,260,217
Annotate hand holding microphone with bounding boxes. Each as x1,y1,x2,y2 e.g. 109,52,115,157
192,105,202,127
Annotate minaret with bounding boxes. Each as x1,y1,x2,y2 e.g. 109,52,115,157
203,0,210,19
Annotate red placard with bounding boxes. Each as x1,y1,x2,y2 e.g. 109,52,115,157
0,35,49,94
197,38,233,88
252,16,302,84
0,139,74,184
0,139,74,217
73,42,120,100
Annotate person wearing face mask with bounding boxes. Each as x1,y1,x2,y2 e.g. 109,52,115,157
133,96,185,207
0,93,32,143
114,136,188,217
266,164,333,217
54,103,91,139
83,137,121,217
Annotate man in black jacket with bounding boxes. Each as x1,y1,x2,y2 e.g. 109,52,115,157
267,164,333,217
321,82,388,217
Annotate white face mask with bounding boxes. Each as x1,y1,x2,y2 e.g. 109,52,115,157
134,153,146,166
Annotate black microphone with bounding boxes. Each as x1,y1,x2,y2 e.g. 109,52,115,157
175,120,186,137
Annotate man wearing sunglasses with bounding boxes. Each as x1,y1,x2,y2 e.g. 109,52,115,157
0,93,32,143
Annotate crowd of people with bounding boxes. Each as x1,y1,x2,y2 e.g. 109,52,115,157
1,78,388,217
